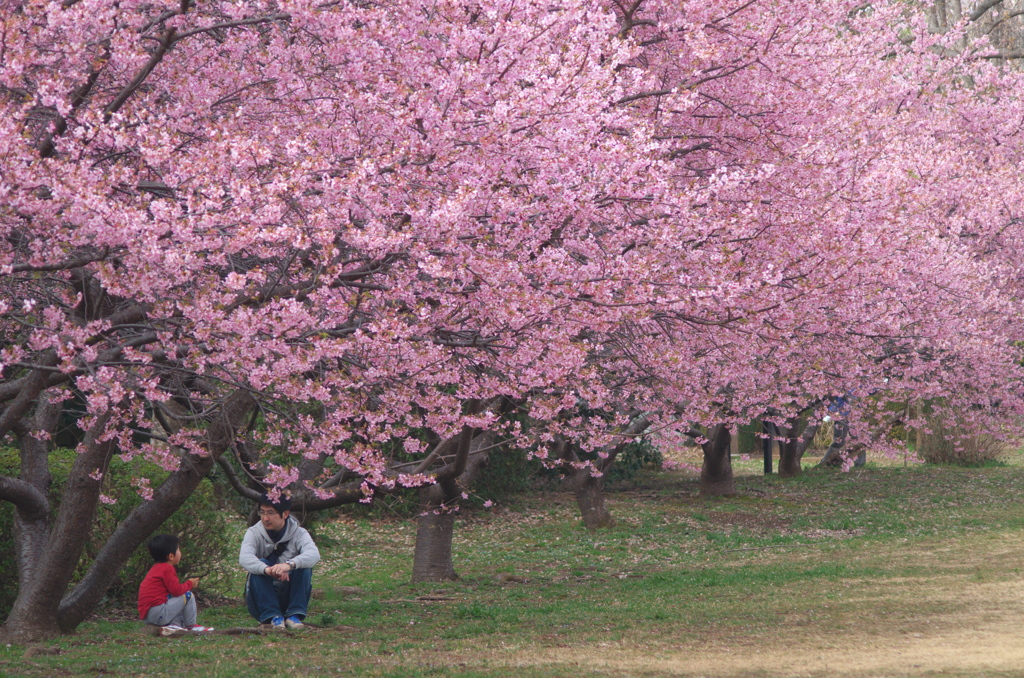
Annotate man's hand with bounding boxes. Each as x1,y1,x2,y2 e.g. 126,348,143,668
263,563,292,581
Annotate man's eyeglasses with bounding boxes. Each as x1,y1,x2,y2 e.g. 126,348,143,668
258,509,279,517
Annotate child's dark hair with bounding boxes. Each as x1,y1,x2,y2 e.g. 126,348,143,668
147,534,179,563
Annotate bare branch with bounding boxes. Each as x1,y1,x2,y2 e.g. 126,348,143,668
970,0,1006,22
215,455,263,502
616,88,673,105
172,14,291,42
669,141,713,159
984,9,1024,34
710,0,757,24
103,29,176,122
615,62,751,106
977,50,1024,59
12,248,111,273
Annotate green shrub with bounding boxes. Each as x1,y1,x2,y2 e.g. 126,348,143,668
575,436,663,482
605,437,662,481
471,444,541,502
737,422,762,456
812,419,835,451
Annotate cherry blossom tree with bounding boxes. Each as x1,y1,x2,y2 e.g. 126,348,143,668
3,0,1024,641
0,0,664,638
549,0,1024,498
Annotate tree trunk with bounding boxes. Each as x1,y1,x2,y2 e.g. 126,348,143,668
3,408,117,643
564,415,649,528
777,441,802,477
700,424,735,496
816,419,863,468
12,399,60,599
574,471,614,529
412,484,459,582
559,436,615,529
777,421,819,478
410,429,494,583
1,390,256,642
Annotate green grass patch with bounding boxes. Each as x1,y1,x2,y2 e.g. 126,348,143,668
7,453,1024,677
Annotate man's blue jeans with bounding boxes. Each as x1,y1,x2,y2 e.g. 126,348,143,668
245,558,313,623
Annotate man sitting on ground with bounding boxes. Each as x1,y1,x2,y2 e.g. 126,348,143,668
239,494,320,630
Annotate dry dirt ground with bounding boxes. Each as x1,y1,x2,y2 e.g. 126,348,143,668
472,532,1024,677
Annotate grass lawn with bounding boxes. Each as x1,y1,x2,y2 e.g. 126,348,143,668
4,449,1024,677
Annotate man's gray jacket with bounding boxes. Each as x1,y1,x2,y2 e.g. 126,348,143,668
239,516,320,576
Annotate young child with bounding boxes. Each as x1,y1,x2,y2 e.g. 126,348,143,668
137,534,202,634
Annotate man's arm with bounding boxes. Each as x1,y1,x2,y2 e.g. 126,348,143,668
287,528,320,570
238,527,270,575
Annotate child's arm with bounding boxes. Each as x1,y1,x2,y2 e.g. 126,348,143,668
160,564,194,597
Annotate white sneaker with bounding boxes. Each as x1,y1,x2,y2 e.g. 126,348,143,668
160,625,184,636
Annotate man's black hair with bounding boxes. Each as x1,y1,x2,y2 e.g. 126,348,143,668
147,534,179,563
258,493,291,514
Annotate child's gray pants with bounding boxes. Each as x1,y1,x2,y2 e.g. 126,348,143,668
144,592,196,627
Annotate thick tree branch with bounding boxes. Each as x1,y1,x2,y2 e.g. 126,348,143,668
0,365,55,439
12,248,111,273
38,56,107,158
103,28,176,122
0,477,49,521
173,14,290,41
595,414,651,473
616,88,672,105
215,454,263,501
970,0,1005,22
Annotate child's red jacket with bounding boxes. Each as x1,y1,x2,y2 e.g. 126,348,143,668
137,562,193,619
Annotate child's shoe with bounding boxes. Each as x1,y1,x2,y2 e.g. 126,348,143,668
160,625,184,636
188,625,212,632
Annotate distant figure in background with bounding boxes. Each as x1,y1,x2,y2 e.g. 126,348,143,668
817,395,866,468
239,494,320,630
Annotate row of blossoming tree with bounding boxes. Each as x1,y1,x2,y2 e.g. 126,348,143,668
2,0,1024,641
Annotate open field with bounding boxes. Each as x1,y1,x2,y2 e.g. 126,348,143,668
4,451,1024,677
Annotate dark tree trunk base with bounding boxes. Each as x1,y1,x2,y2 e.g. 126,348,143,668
699,473,736,497
817,445,867,468
574,473,614,529
411,510,458,582
700,424,735,497
777,458,802,478
0,618,62,645
776,419,820,479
